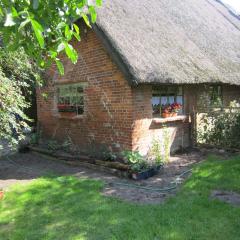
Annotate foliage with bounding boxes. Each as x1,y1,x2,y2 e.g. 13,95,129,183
0,47,40,86
102,150,117,162
163,126,170,162
197,85,223,110
0,70,30,147
47,140,60,151
122,150,148,172
0,47,40,148
1,155,240,239
87,143,116,161
0,0,102,75
197,101,240,149
30,132,40,145
150,138,163,165
149,129,170,165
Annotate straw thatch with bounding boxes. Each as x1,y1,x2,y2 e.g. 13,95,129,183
95,0,240,85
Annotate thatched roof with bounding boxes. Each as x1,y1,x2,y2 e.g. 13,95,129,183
94,0,240,85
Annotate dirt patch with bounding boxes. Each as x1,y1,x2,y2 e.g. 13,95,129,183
102,151,203,204
0,151,204,204
211,190,240,207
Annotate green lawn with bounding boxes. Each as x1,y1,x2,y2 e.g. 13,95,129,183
1,155,240,240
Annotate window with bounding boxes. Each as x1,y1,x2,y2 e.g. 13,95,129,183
57,83,86,115
197,85,223,110
209,85,222,107
152,86,183,115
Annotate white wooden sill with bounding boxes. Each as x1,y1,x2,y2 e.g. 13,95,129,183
53,113,84,120
152,115,188,124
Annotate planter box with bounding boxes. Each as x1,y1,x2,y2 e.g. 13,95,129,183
57,105,76,112
131,164,163,180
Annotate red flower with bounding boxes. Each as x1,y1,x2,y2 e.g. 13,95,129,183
170,103,182,112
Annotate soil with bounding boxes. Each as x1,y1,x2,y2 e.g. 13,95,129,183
211,190,240,207
0,150,204,204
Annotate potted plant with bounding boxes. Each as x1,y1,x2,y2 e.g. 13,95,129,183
170,103,182,117
122,151,160,180
161,105,172,118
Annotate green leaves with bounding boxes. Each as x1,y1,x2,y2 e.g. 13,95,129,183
82,14,91,28
73,23,80,41
56,59,64,75
31,19,44,48
96,0,102,7
19,18,31,31
64,42,78,64
0,1,102,75
65,25,72,41
0,47,39,148
89,6,97,23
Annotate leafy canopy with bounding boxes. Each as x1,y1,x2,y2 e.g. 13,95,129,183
0,0,102,75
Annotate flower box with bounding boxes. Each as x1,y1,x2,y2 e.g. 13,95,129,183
131,164,163,180
162,112,171,118
161,103,182,118
57,104,76,112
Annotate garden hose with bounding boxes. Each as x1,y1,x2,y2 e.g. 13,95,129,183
109,169,192,193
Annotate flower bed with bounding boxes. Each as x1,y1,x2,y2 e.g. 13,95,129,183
29,145,164,180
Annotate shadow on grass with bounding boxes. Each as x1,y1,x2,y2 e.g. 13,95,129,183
0,155,240,240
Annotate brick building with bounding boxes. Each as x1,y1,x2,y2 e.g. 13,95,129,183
37,0,240,156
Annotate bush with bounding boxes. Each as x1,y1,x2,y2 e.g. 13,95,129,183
122,151,148,173
197,102,240,149
0,47,41,149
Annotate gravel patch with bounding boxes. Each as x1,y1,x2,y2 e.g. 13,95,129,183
211,190,240,207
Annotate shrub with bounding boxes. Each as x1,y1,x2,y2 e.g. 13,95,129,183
197,101,240,149
122,151,148,173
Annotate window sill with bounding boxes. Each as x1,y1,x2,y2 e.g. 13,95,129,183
53,113,84,120
152,115,188,124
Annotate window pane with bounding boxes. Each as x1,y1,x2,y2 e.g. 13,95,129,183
57,83,86,115
152,96,160,106
152,86,184,116
160,96,168,105
176,96,183,105
168,96,175,105
210,86,222,107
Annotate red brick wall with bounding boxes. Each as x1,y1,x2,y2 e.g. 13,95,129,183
37,27,134,153
37,27,193,157
132,85,191,156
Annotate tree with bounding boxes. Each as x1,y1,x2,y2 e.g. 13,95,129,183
0,1,101,148
0,0,102,75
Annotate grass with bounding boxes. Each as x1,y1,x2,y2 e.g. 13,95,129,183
0,155,240,240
